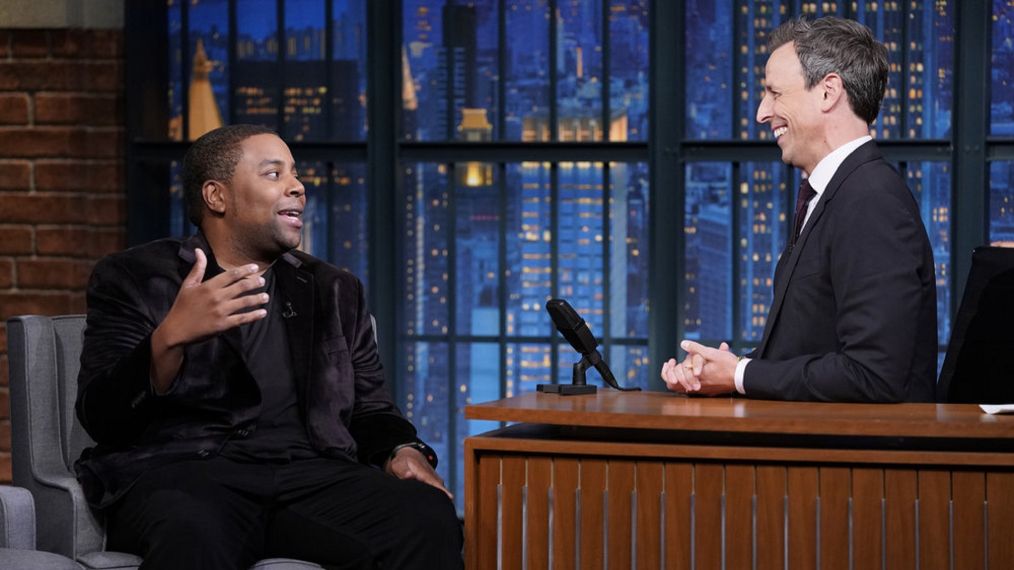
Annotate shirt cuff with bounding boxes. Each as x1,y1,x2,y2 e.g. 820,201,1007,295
734,357,751,395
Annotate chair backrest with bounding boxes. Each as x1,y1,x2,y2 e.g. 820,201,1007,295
937,246,1014,403
7,314,105,558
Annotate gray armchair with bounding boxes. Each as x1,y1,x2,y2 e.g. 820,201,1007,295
0,484,81,569
7,315,321,569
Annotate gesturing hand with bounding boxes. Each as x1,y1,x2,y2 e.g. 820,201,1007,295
386,447,453,500
149,249,269,393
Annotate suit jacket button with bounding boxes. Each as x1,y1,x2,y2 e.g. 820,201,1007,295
197,449,210,458
237,429,250,437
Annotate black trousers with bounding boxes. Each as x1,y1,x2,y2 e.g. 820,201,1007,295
104,455,463,570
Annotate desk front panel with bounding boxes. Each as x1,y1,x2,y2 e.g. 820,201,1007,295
464,431,1014,570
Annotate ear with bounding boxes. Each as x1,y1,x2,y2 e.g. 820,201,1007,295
820,73,845,112
202,180,227,216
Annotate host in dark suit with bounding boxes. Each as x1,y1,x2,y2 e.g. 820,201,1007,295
75,125,463,569
661,17,937,402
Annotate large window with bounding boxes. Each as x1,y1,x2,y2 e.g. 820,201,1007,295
129,0,998,510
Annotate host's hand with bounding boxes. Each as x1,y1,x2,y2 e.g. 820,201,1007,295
386,447,453,500
150,249,269,393
661,340,738,396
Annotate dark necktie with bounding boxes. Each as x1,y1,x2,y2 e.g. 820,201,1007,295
791,179,817,249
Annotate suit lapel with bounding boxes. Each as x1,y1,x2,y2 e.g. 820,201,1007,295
274,253,315,402
757,141,882,357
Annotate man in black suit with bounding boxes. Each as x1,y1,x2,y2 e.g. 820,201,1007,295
661,17,937,402
75,124,463,569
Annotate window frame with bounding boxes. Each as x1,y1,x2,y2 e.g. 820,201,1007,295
125,0,996,500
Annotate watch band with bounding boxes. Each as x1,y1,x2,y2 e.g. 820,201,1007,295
389,441,438,469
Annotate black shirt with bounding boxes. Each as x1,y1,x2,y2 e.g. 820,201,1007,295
220,267,318,462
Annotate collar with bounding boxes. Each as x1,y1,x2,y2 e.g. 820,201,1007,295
805,135,873,197
178,233,304,271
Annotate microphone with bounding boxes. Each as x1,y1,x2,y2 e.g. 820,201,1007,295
538,299,640,395
281,301,298,319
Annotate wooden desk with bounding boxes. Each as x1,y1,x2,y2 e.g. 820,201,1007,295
463,392,1014,569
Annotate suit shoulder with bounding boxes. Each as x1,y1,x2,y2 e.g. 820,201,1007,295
287,249,363,288
837,158,914,207
93,237,183,273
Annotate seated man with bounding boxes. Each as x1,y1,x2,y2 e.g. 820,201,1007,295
74,124,462,569
661,17,937,402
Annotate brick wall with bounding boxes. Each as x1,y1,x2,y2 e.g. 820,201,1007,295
0,29,126,482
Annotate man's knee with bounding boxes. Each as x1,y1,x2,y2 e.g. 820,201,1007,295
112,488,261,569
399,482,462,546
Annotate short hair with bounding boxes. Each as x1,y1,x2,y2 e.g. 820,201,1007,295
768,17,889,124
181,124,277,226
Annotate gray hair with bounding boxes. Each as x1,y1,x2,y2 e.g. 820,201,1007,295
182,124,277,226
769,17,888,124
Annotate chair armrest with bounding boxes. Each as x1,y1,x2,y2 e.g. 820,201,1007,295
28,476,105,559
0,485,36,550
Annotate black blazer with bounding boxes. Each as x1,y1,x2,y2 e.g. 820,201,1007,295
75,234,420,507
744,141,938,402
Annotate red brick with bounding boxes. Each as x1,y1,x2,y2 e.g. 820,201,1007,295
0,227,33,255
0,324,6,355
0,259,11,288
36,227,90,256
10,30,49,59
37,226,125,258
16,259,93,290
0,193,90,224
0,32,10,59
0,94,30,125
35,160,122,192
0,453,10,485
70,292,86,313
0,61,122,92
0,127,122,159
0,355,6,390
0,390,6,421
0,292,77,319
51,29,123,60
90,228,125,257
0,161,31,190
86,195,126,226
35,93,121,126
0,420,9,451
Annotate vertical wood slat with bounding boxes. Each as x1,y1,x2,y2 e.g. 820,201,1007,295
552,458,580,570
755,466,786,570
818,467,850,570
469,453,1004,569
951,471,985,570
851,468,883,570
501,456,526,570
787,467,818,569
918,470,951,570
527,457,552,570
885,469,917,569
694,464,724,569
607,462,635,569
664,463,693,570
635,462,664,570
725,465,754,570
476,454,501,570
580,459,607,570
987,472,1014,568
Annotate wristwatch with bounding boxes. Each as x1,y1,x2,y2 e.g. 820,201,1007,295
388,441,438,469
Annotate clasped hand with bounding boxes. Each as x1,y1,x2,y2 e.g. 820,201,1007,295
660,340,739,396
